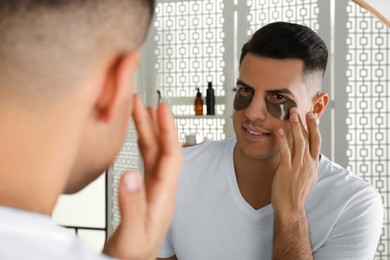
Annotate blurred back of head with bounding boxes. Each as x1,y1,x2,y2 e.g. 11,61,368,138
0,0,154,103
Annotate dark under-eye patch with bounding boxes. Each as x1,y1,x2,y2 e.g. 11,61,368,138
233,87,297,120
233,89,253,110
265,99,297,120
233,79,297,120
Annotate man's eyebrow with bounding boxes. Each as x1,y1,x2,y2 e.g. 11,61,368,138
266,89,294,95
236,80,253,89
236,80,295,96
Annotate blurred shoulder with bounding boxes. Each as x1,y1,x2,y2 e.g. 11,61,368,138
183,137,236,159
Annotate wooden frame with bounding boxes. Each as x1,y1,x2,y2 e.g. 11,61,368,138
353,0,390,27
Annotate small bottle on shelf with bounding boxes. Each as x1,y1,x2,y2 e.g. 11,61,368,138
194,88,204,115
206,81,215,115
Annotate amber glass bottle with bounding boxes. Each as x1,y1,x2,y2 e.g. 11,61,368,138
194,88,203,115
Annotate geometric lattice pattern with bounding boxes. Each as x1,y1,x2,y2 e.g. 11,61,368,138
345,3,390,259
247,0,319,35
107,121,140,234
175,115,226,144
154,0,226,143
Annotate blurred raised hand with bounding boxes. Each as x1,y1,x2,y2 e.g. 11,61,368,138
104,94,183,260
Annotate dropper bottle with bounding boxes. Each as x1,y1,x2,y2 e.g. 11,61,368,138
194,88,203,115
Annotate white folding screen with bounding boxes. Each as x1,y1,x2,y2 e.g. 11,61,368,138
335,1,390,258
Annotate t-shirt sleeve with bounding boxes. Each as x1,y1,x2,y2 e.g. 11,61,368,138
313,187,383,259
157,226,175,258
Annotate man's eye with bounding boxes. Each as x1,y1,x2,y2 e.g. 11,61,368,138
238,87,254,97
268,94,288,103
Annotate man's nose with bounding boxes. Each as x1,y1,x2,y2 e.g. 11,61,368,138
244,95,267,121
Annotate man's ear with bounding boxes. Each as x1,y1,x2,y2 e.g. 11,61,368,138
311,92,329,119
95,50,140,122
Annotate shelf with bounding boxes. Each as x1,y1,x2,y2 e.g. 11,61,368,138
174,114,229,119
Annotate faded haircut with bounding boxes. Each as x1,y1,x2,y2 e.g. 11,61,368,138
0,0,154,101
240,22,328,96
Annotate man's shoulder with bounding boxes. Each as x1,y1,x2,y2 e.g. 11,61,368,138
183,138,235,158
319,156,375,186
317,155,381,202
309,157,382,257
179,138,236,184
0,206,115,260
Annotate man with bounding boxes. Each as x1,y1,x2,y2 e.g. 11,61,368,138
0,1,183,259
157,22,383,259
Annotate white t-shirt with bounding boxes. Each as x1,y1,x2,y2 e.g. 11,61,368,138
0,206,115,260
158,138,383,260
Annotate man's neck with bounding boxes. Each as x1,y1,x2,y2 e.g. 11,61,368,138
0,108,79,215
233,144,280,209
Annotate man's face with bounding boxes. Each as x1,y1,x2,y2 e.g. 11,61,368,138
233,53,314,161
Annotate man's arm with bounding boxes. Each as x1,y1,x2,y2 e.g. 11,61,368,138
271,109,320,260
272,208,313,260
103,95,183,260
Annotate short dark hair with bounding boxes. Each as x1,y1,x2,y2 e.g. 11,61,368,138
240,22,328,78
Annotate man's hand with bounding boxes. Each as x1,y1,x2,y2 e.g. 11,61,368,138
103,95,183,260
271,108,320,260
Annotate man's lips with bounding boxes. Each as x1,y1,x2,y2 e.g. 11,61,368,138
242,125,271,136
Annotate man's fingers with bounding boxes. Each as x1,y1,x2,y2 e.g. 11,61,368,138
118,170,146,235
157,102,181,158
306,111,321,159
147,106,159,136
148,101,182,200
106,97,183,259
133,95,158,173
289,108,306,162
275,128,291,167
154,102,183,194
146,102,183,241
103,170,148,259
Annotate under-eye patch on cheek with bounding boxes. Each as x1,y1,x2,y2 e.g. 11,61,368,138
234,90,253,110
233,89,297,120
265,98,297,120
